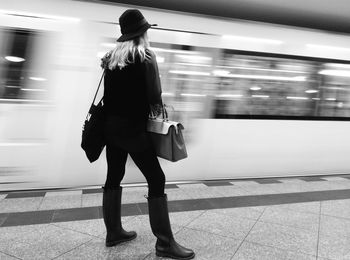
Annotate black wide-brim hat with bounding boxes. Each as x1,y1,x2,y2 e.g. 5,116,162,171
117,9,157,42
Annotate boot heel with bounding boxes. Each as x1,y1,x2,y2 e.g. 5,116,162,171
156,250,195,259
106,232,137,247
155,251,167,257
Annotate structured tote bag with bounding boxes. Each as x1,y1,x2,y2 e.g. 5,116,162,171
147,105,188,162
81,70,106,163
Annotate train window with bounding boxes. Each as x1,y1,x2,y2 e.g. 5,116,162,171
0,28,48,102
213,52,317,117
316,63,350,118
213,51,350,119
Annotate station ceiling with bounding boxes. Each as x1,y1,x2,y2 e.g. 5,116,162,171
91,0,350,34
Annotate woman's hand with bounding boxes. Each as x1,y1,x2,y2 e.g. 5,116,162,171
150,103,164,118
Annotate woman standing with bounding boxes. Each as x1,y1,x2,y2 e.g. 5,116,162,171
101,9,195,260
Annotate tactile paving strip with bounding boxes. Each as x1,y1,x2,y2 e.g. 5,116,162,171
1,175,350,199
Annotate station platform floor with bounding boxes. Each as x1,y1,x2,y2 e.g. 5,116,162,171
1,175,350,260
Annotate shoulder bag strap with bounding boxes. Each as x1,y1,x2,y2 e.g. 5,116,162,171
91,69,106,106
85,70,105,120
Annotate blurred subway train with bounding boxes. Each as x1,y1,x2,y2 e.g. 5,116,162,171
1,0,350,191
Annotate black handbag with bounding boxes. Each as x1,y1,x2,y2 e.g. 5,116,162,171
81,70,106,163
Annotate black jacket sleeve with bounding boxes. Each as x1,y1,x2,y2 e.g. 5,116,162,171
144,49,163,116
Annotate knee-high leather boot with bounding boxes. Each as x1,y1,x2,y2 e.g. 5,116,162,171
102,186,137,247
146,193,195,259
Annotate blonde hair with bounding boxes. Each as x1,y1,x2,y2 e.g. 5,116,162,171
107,32,150,70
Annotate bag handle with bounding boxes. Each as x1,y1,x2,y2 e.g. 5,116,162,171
161,104,168,121
149,103,175,121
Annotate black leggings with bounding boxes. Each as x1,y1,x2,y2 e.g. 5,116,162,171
104,141,166,197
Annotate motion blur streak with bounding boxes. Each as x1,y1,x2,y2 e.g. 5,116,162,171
0,0,349,191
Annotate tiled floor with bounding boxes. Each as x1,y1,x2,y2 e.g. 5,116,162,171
1,175,350,259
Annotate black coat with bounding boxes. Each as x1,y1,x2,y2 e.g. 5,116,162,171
102,48,163,152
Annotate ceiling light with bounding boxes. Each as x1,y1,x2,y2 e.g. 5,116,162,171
29,77,46,81
286,96,308,100
250,86,261,91
176,55,212,62
252,95,269,98
212,69,230,76
180,93,206,97
305,89,318,93
5,56,25,62
21,88,46,91
324,63,350,69
325,98,336,101
318,69,350,77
